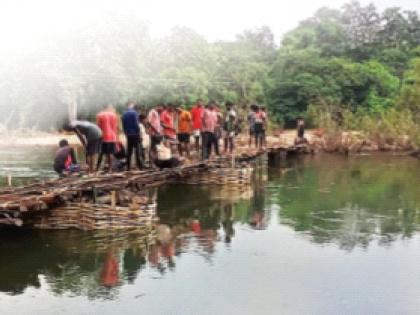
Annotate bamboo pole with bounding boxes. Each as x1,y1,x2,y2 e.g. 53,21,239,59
111,191,116,208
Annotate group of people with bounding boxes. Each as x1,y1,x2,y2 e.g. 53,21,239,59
53,99,268,176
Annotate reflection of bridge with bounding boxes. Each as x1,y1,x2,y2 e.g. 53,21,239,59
0,179,267,298
0,146,304,229
0,228,155,297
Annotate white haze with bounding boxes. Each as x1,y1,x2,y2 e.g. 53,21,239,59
0,0,418,130
0,0,418,50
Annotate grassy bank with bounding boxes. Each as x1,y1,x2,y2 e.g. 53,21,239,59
307,102,420,154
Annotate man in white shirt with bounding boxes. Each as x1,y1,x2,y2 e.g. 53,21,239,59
154,137,183,169
147,104,163,161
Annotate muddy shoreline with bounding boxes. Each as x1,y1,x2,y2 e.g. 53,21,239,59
0,130,417,158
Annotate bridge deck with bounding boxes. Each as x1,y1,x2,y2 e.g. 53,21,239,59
0,145,308,227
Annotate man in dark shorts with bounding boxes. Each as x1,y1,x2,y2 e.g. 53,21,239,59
253,106,266,150
223,102,237,154
295,117,308,145
176,106,192,157
96,105,119,172
65,120,102,173
177,133,190,143
261,106,268,148
201,102,219,160
248,104,257,147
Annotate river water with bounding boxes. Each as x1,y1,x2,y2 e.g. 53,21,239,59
0,148,420,314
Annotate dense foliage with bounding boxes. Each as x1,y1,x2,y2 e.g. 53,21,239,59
0,1,419,129
270,1,420,124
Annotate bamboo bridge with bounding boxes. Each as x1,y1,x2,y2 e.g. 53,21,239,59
0,145,310,229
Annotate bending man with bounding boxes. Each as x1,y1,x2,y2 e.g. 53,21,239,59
65,120,102,173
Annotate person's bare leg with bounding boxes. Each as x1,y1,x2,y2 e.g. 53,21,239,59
195,136,200,152
148,141,154,165
262,132,267,148
86,155,93,173
106,154,112,172
96,153,103,171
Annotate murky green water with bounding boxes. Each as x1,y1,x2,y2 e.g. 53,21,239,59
0,147,55,186
1,150,420,314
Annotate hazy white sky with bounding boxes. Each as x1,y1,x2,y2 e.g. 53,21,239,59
0,0,419,51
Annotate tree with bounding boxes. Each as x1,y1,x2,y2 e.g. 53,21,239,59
236,25,277,63
399,58,420,120
378,7,411,49
341,1,381,60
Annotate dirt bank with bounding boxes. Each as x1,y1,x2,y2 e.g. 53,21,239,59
0,130,299,148
1,129,411,156
0,132,80,147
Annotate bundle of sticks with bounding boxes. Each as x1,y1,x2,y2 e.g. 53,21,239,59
33,198,158,230
0,158,259,228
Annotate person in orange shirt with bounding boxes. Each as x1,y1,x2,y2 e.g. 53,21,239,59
176,106,192,157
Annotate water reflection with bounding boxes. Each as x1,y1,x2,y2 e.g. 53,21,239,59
271,154,420,250
1,154,420,306
156,182,267,263
0,182,266,298
0,228,154,299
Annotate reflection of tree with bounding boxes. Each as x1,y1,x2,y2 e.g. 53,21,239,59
273,155,420,250
0,230,42,295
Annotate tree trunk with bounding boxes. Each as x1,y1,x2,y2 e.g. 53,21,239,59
67,101,77,122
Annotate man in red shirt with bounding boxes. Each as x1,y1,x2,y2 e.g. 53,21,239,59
190,99,204,152
160,105,176,140
96,104,119,171
201,102,219,160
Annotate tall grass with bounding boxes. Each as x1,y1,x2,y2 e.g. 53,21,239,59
307,99,420,151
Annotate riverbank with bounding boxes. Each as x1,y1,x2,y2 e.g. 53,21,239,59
0,129,417,157
0,131,80,147
0,130,297,156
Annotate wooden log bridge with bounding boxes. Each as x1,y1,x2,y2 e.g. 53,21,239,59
0,145,308,229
